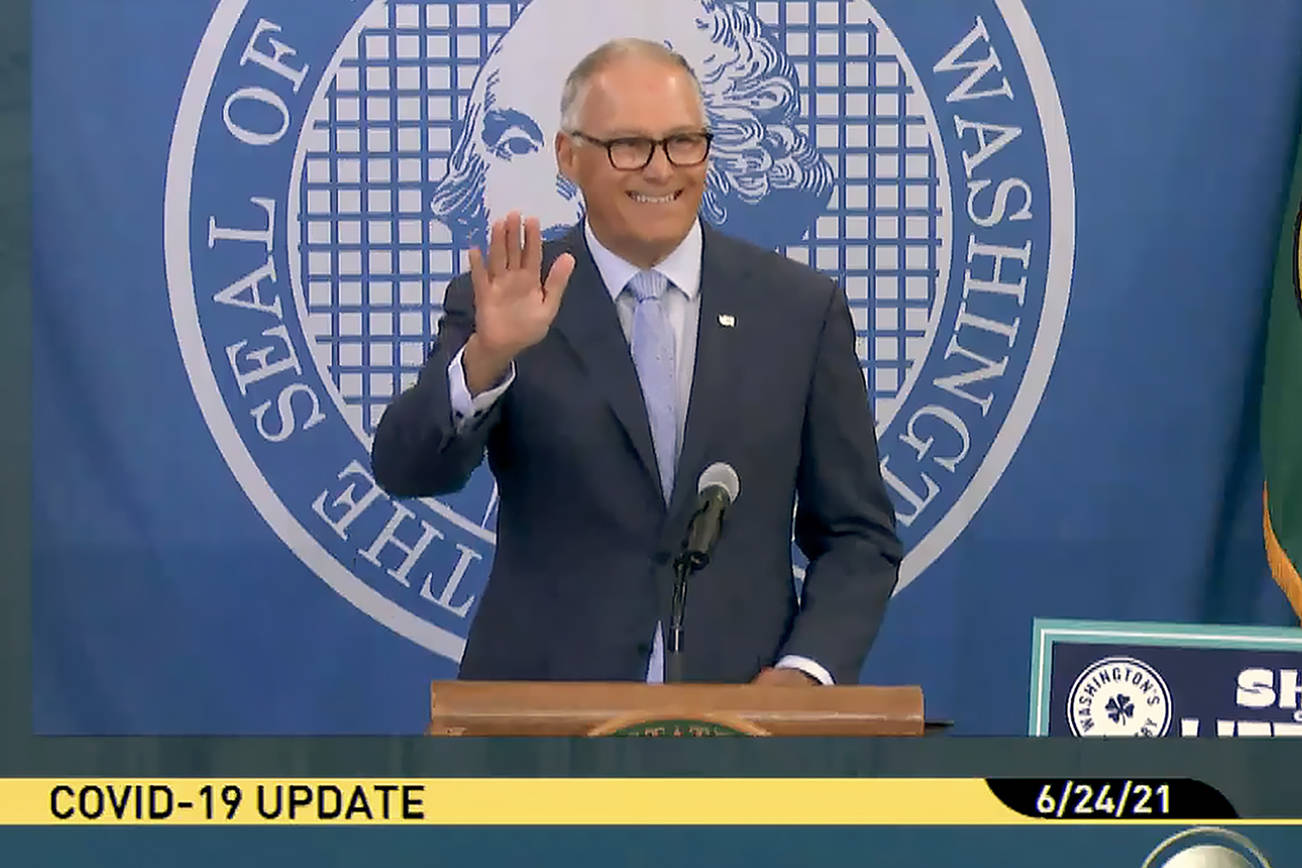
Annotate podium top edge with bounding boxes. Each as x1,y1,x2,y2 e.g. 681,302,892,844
431,681,923,691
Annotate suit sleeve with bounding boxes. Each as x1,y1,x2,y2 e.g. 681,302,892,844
370,272,505,497
781,281,903,684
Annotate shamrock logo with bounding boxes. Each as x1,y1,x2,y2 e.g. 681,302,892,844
1105,694,1134,724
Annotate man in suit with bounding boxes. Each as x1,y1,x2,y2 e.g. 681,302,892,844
371,38,902,686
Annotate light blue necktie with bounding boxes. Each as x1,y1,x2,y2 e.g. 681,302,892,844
626,269,677,683
627,269,678,502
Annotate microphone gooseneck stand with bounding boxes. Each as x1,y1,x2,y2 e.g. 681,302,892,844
665,551,698,684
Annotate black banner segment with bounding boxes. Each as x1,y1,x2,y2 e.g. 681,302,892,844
986,778,1238,820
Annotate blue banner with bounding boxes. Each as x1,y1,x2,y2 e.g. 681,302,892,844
1031,619,1302,737
32,0,1302,734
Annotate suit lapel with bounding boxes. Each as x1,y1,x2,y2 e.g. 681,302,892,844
668,227,749,521
549,228,664,499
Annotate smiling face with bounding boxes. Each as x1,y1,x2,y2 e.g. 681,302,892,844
555,54,710,268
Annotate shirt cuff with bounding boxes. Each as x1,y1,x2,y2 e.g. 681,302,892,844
448,344,514,432
775,655,834,686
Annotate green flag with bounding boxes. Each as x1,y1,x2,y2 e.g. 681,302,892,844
1263,134,1302,621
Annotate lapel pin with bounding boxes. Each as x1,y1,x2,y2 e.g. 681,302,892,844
718,314,736,327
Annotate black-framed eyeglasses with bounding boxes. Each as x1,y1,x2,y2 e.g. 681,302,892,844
567,130,713,170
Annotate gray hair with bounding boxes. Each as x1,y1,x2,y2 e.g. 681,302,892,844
558,38,707,132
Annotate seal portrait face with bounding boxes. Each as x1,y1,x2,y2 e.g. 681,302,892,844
165,0,1074,662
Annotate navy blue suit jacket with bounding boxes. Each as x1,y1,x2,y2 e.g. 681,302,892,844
370,224,901,683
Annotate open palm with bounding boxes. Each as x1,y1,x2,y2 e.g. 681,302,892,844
469,211,575,360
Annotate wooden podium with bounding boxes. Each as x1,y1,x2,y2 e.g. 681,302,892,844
427,681,925,736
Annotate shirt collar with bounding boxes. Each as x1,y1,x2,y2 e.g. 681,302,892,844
583,218,702,302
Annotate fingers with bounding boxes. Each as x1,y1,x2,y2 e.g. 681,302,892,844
488,217,507,276
542,252,576,313
481,213,550,304
503,211,522,270
487,212,539,277
521,216,543,276
468,246,489,298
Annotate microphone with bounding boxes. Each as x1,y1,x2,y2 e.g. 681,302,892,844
665,462,740,683
678,462,741,570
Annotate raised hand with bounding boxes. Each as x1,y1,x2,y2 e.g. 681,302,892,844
462,212,575,395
